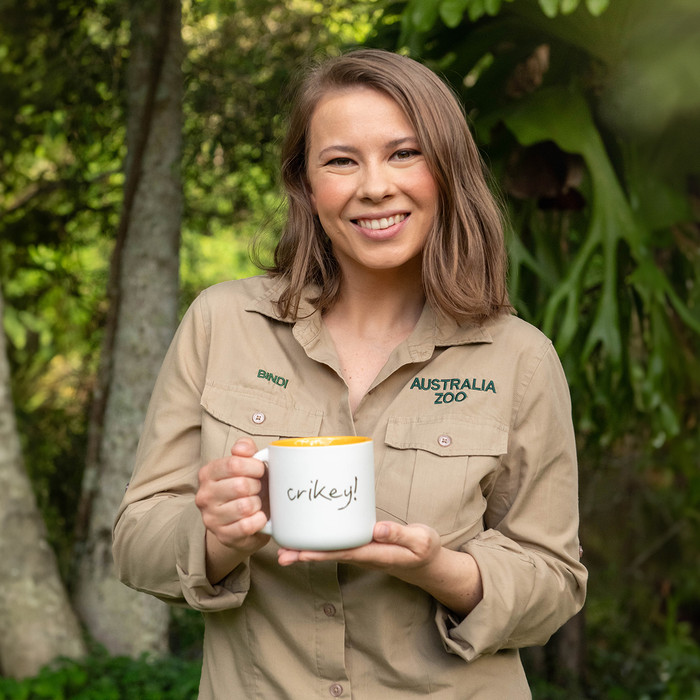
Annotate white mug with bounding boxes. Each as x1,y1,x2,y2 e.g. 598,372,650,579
254,436,375,550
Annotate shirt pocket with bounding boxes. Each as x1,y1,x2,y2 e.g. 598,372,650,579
375,414,508,536
200,382,323,462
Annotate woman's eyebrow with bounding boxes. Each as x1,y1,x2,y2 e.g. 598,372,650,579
317,145,360,160
317,136,418,161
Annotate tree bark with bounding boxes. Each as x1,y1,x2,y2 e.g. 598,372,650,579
0,287,87,678
74,0,183,656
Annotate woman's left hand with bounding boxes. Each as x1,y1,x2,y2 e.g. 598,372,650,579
278,521,439,573
277,521,483,615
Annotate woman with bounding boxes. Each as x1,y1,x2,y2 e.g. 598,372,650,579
113,49,587,699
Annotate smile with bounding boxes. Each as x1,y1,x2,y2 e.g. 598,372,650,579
355,214,407,230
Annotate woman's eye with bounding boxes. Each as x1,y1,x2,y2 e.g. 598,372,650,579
394,149,419,161
326,157,354,167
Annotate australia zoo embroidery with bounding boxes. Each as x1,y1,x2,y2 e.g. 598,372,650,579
409,376,496,404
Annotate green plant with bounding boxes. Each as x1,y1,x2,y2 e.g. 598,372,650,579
373,0,700,448
0,650,201,700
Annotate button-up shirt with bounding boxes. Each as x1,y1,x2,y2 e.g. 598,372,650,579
113,275,587,699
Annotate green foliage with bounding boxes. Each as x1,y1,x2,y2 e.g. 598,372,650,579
401,0,610,44
380,0,700,448
0,0,125,566
0,0,127,248
0,236,109,572
583,607,700,699
179,0,383,305
0,650,201,700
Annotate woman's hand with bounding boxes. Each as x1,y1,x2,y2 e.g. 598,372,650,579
278,521,440,572
195,438,270,582
277,521,484,616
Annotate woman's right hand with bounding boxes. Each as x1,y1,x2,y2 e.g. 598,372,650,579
195,437,271,582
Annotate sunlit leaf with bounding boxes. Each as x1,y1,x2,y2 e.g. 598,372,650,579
439,0,470,28
560,0,580,13
538,0,559,18
2,306,27,351
483,0,504,15
586,0,610,16
411,0,441,32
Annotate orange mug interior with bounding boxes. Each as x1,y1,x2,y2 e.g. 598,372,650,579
272,436,371,448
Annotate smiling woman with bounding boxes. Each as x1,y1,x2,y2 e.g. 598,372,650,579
273,49,510,324
113,49,587,700
306,86,438,278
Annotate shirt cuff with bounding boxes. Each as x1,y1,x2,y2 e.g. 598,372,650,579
434,530,538,661
174,501,251,611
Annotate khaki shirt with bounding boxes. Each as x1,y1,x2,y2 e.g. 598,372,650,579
113,275,587,699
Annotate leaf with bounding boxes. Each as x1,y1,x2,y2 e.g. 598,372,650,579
439,0,471,28
466,0,485,23
628,261,700,335
3,306,27,351
585,0,610,16
560,0,580,13
538,0,559,18
501,85,643,362
410,0,441,33
483,0,504,15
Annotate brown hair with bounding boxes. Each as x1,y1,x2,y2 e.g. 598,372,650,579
266,48,510,323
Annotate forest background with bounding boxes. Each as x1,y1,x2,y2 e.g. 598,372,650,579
1,0,699,697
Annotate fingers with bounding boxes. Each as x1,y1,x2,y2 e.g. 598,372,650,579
277,522,441,571
230,437,258,458
202,440,265,483
196,461,262,510
209,507,269,550
195,438,270,552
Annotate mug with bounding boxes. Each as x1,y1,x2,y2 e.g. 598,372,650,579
254,436,375,550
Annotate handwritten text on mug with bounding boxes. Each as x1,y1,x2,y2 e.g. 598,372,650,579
287,477,358,510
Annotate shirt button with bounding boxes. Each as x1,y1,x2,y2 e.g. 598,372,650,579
323,603,336,617
329,683,343,697
251,412,265,425
437,434,452,447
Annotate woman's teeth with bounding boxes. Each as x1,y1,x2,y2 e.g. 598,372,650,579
356,214,407,230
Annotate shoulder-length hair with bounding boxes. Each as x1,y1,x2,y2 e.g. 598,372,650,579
266,48,511,323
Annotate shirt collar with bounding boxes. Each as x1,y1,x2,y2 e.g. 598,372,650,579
410,303,493,357
245,276,494,357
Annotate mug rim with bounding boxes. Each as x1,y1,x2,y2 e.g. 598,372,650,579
271,436,371,448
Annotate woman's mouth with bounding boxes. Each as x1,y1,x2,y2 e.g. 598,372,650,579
354,213,408,230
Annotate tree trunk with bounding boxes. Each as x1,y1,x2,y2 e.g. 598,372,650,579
553,610,586,686
0,287,87,678
73,0,183,657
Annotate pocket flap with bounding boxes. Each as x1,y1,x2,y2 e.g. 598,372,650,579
385,414,508,456
201,382,323,437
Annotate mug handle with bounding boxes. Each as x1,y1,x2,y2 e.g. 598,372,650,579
253,448,272,536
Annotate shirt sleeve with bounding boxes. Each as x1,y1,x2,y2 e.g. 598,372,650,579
435,341,587,660
112,290,251,611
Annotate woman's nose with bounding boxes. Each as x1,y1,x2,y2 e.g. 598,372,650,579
357,163,395,201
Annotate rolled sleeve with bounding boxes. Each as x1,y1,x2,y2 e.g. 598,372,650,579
435,342,587,661
113,290,252,612
174,500,251,610
114,497,251,611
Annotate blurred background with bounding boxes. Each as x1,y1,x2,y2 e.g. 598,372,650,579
0,0,698,697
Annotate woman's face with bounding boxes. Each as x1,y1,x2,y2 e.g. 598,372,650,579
306,86,438,279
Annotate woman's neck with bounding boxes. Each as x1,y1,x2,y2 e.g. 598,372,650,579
322,269,426,415
325,267,426,340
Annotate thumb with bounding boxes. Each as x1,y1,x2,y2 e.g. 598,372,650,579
372,522,395,542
